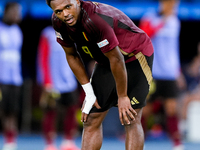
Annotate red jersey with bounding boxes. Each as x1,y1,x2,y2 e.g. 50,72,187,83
52,1,153,64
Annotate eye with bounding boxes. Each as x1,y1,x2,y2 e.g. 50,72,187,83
65,4,71,9
55,10,62,14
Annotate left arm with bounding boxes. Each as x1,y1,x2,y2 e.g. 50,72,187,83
104,46,137,125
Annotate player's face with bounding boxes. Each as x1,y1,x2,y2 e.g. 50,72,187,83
160,0,178,14
51,0,81,26
4,4,22,25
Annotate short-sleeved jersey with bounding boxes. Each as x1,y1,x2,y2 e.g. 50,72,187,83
52,1,153,64
0,21,23,86
140,11,181,80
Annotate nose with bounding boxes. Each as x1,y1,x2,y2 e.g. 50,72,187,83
63,9,69,17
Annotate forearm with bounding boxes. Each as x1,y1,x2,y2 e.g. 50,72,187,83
105,47,136,125
107,48,128,98
63,46,99,115
62,46,90,85
66,53,90,85
111,59,127,98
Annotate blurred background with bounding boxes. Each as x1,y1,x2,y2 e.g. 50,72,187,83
0,0,200,150
0,0,199,80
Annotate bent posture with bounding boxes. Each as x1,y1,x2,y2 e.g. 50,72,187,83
46,0,154,149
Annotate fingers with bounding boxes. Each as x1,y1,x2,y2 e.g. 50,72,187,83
81,112,88,123
119,108,137,125
119,110,124,125
94,100,101,109
122,111,131,125
82,95,96,114
81,100,86,111
129,107,137,118
81,100,101,123
126,109,135,121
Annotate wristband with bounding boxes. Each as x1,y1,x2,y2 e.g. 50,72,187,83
81,82,96,114
82,82,94,95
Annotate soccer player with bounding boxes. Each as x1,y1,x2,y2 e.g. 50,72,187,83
139,0,185,149
0,2,23,150
45,0,154,149
37,26,80,150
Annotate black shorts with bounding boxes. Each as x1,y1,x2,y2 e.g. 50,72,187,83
57,89,79,107
0,84,21,115
148,79,179,102
90,52,153,113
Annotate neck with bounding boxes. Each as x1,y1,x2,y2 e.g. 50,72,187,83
2,18,13,25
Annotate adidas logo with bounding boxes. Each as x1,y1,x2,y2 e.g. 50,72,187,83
131,97,139,105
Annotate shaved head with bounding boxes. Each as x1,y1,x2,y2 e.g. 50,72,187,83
46,0,79,7
46,0,53,7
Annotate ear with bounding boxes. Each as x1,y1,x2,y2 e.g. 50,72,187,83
76,0,80,6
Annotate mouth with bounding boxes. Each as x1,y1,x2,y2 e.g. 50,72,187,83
64,17,74,25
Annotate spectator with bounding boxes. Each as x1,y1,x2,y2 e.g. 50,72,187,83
0,2,23,150
139,0,185,150
37,26,80,150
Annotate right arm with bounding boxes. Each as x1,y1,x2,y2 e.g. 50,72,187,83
62,45,89,85
62,46,101,122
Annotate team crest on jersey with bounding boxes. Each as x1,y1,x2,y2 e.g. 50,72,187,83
97,39,109,48
55,31,63,40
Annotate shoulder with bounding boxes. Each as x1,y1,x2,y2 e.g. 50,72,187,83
81,1,117,19
12,24,23,35
167,15,180,28
170,15,180,23
81,1,96,13
81,1,97,22
81,2,118,30
81,2,106,36
14,24,21,30
82,1,126,20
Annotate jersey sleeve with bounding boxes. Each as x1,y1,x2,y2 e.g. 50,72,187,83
52,13,74,47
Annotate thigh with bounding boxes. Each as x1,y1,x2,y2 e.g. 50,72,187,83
126,54,153,109
90,64,117,113
91,54,153,112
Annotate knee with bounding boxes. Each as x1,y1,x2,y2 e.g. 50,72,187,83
83,111,108,132
131,117,142,127
125,115,142,129
124,120,143,134
83,113,103,129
